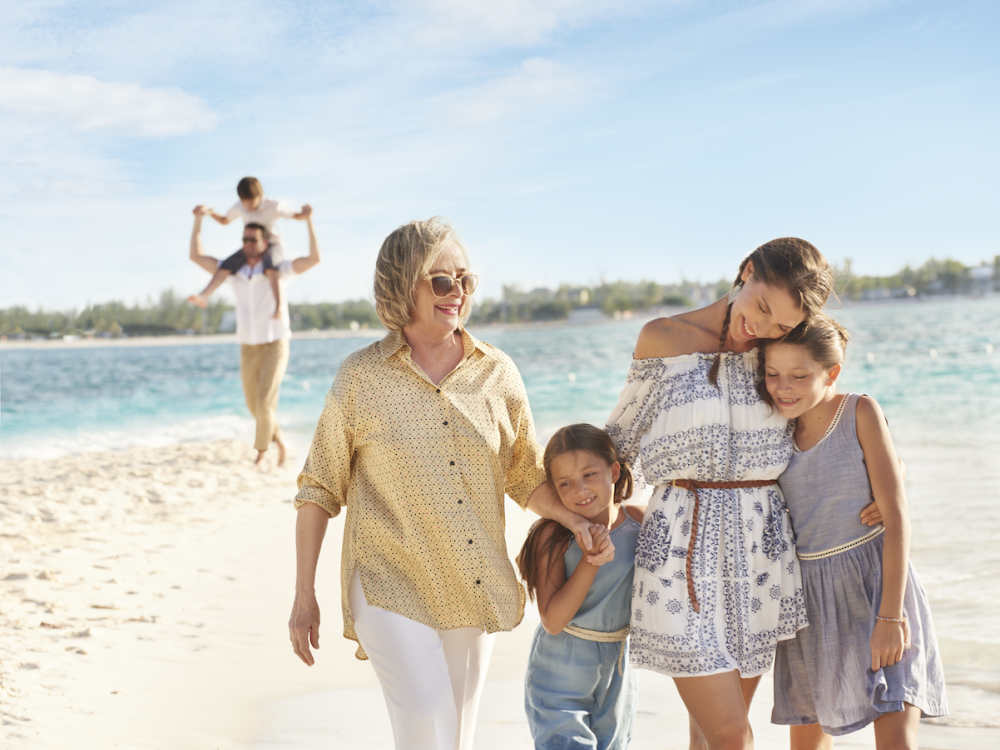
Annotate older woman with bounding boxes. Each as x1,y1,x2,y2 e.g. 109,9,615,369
288,217,598,750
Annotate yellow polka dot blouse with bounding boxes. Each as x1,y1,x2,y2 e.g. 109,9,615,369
295,328,546,659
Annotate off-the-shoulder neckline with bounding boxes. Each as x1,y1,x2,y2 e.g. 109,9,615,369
630,349,757,364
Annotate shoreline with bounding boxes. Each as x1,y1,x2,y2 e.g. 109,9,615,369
4,294,994,353
4,294,992,352
0,328,385,352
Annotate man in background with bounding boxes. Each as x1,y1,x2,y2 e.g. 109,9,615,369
188,204,320,465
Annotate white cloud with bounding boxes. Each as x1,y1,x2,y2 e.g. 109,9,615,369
446,57,593,125
0,66,217,137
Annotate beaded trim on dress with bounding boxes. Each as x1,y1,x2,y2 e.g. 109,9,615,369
793,394,848,454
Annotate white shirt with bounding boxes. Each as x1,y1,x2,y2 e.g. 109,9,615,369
225,197,298,243
224,258,298,345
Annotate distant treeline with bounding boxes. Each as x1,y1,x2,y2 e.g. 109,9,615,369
836,256,999,299
3,255,997,338
0,290,381,339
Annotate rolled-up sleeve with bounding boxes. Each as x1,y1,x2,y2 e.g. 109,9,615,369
502,366,546,509
298,330,547,652
294,375,354,517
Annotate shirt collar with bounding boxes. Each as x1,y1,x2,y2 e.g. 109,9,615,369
379,328,485,362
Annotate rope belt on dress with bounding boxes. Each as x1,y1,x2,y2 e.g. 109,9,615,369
796,524,884,560
562,624,631,676
670,478,779,614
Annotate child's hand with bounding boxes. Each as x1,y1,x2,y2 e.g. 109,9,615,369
193,204,212,216
859,501,883,526
586,527,615,566
299,204,313,219
271,309,282,320
188,293,208,309
870,618,909,671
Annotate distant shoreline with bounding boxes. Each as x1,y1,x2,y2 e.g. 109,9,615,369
1,293,990,351
0,327,385,351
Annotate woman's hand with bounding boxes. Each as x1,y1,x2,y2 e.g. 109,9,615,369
289,591,321,666
870,618,908,671
566,515,597,551
859,501,883,526
586,527,616,567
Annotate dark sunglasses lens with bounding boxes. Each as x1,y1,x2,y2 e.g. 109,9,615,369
430,275,477,297
431,277,453,296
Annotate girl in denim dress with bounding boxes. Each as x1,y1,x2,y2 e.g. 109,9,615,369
517,424,645,750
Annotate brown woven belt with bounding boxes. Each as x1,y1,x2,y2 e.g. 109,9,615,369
670,478,779,613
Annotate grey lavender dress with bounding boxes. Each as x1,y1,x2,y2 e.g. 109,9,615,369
772,393,947,735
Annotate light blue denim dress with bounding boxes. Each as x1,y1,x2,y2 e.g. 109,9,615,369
772,394,948,735
525,511,641,750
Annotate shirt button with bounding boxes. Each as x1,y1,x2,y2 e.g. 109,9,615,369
450,461,455,466
436,388,441,393
468,539,473,544
476,579,481,585
458,500,463,504
443,421,448,426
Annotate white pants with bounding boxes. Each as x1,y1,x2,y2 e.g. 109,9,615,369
349,568,495,750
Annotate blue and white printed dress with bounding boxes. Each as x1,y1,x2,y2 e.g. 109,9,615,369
606,351,808,676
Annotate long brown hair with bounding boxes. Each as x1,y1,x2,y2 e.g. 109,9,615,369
756,314,851,406
516,424,634,602
709,238,835,386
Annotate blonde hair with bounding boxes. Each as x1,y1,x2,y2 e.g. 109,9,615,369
373,216,471,331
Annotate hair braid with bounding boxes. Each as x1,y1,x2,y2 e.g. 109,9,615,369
708,301,733,387
708,265,744,387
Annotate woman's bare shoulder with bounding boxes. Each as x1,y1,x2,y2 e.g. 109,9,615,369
634,313,715,359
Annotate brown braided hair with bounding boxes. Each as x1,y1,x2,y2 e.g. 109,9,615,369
756,314,851,407
708,237,834,387
516,424,634,602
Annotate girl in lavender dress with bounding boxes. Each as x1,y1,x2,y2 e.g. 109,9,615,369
760,317,947,749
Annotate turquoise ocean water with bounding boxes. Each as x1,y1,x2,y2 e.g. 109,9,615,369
2,296,999,729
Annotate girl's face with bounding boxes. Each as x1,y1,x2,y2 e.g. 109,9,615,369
763,343,841,418
730,262,806,344
549,450,620,524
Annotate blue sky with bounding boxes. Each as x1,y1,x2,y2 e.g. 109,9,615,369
2,0,998,309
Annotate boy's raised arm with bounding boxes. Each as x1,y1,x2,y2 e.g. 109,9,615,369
291,206,320,275
190,208,220,274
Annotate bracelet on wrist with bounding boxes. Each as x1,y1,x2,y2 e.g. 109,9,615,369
876,614,906,624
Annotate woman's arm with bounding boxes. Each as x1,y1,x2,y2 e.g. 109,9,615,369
288,373,355,665
289,502,330,666
856,395,911,670
534,524,613,635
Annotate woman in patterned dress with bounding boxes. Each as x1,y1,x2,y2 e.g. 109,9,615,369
287,217,606,750
606,239,835,750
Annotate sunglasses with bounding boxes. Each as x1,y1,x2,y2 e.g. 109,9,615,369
242,237,262,244
426,274,478,298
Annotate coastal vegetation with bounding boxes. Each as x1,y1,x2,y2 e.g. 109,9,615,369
3,256,997,339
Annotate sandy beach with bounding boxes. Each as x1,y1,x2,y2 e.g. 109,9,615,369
1,440,995,749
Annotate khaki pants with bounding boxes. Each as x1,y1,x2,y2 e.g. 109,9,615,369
240,339,289,451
